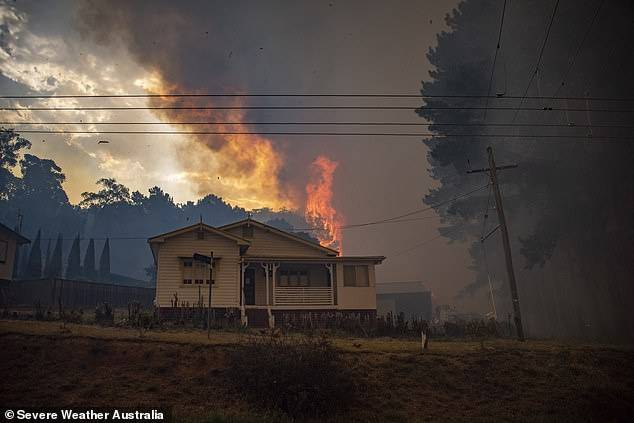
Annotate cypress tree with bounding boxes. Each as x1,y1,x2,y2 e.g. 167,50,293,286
25,229,42,279
98,238,111,282
12,224,22,278
46,233,63,279
66,234,81,280
83,238,96,281
42,238,51,278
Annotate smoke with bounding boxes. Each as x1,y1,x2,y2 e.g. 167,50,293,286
76,1,307,211
144,81,295,210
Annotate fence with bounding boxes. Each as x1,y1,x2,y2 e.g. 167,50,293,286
0,278,155,309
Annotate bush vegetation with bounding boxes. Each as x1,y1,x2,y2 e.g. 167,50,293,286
227,335,358,418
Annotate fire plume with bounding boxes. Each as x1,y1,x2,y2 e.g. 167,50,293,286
146,78,295,210
305,155,343,252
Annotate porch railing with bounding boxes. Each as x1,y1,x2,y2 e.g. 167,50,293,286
273,286,333,306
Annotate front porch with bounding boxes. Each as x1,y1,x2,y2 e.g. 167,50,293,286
240,259,337,327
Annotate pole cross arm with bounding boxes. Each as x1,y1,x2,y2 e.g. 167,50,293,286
466,164,518,174
481,224,501,243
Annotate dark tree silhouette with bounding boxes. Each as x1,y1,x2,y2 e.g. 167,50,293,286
99,238,111,282
418,0,634,340
0,129,320,286
25,229,42,279
42,238,51,278
0,128,31,200
66,234,81,280
83,238,96,281
46,234,63,278
20,154,69,207
80,178,131,207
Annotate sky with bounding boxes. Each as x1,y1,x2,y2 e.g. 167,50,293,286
1,0,490,310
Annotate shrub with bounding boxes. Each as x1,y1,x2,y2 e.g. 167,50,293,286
34,300,45,321
227,335,358,418
63,309,83,324
95,302,114,325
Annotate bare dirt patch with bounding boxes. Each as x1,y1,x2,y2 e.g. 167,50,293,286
0,320,632,422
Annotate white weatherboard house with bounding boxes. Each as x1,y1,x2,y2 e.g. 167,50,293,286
148,219,384,327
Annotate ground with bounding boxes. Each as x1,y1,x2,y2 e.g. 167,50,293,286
0,320,633,422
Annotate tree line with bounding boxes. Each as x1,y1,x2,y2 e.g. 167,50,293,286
0,129,316,285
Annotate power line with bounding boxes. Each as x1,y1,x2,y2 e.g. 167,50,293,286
511,0,561,123
7,105,634,114
550,0,605,102
6,129,631,142
3,121,631,129
290,215,440,233
35,186,490,242
483,0,509,121
387,226,468,260
1,93,632,101
1,105,632,112
295,184,490,232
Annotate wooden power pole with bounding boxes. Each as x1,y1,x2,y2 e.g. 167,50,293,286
468,146,525,341
207,251,214,339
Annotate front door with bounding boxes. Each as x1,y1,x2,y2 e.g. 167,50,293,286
244,268,256,305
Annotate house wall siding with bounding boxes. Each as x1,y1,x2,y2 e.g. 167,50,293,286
155,230,241,307
336,263,377,310
0,236,17,281
225,225,330,257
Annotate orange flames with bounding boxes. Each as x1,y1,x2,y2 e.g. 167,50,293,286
305,155,343,252
146,78,296,210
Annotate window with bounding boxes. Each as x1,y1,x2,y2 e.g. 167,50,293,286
344,265,369,287
0,240,7,263
278,269,309,287
299,270,309,287
196,231,205,240
242,225,254,238
182,258,216,285
289,271,298,286
279,270,289,286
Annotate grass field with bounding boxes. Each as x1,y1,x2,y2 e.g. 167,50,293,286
1,320,632,422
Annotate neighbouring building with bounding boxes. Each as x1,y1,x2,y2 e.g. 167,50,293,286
0,223,30,283
376,281,432,321
148,218,385,327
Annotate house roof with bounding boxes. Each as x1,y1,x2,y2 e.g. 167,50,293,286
147,222,250,246
243,256,385,264
0,222,30,244
219,218,339,256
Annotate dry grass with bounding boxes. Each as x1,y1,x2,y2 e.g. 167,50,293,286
1,319,632,422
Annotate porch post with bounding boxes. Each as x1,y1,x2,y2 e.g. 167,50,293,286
261,263,270,306
261,262,274,328
240,261,249,326
325,263,335,306
271,262,280,306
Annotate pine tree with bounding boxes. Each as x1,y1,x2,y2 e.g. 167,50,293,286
98,238,111,282
46,233,63,279
66,234,81,280
25,229,42,279
83,238,96,281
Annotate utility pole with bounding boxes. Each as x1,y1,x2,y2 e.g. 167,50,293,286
207,251,214,339
467,146,525,341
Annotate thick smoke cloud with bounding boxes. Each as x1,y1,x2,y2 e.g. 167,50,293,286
75,0,476,310
77,1,303,209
